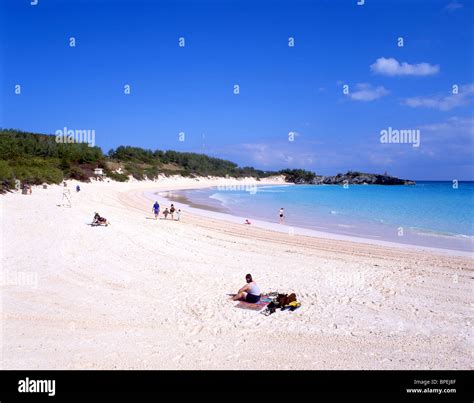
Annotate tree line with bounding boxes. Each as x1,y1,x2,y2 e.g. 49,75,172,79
0,129,317,192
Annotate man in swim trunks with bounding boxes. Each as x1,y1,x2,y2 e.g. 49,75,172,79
152,201,160,219
232,274,261,303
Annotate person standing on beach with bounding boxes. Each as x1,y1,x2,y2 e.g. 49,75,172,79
170,204,176,220
152,201,160,220
279,208,284,224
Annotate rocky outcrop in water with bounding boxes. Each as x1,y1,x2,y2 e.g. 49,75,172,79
291,171,415,185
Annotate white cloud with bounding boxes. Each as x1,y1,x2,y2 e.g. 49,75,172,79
241,143,303,166
445,1,463,11
206,116,474,179
421,116,474,138
417,117,474,162
370,57,439,76
348,83,389,101
403,84,474,111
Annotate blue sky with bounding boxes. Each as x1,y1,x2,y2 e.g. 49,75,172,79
1,0,473,180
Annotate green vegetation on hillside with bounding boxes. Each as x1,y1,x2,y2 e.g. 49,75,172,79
0,129,283,192
278,169,316,183
0,129,104,191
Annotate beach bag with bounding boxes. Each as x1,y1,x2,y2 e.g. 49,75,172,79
262,293,299,316
277,293,297,307
288,301,301,311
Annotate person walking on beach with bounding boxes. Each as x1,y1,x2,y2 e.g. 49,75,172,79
163,208,170,219
232,274,261,303
279,208,284,224
177,209,181,221
170,204,176,220
152,201,160,220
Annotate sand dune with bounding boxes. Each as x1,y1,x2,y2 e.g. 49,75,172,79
1,177,472,369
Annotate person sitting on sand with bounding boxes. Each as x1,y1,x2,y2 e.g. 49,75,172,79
163,208,170,219
170,204,176,220
152,201,160,220
244,219,251,225
232,274,261,303
92,212,108,226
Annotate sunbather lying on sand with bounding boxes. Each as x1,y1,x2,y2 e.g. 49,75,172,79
232,274,261,303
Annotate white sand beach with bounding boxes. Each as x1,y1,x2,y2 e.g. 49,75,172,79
1,177,473,370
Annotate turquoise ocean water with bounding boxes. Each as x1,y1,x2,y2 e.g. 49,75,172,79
165,182,474,252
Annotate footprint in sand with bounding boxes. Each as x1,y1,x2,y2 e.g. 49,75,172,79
190,325,203,336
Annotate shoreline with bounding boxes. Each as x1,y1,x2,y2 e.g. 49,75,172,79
149,184,473,258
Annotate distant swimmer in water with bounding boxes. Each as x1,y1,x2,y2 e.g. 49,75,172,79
279,207,284,224
152,201,160,220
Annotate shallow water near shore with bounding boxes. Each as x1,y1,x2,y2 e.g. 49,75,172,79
155,181,474,253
